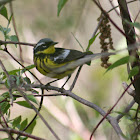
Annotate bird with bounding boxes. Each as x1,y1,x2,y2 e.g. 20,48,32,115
33,38,113,86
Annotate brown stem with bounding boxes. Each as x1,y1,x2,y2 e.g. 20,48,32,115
118,0,140,105
9,2,24,63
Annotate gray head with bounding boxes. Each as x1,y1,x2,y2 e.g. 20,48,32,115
34,38,58,54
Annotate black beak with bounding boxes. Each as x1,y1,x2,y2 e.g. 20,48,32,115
52,42,58,45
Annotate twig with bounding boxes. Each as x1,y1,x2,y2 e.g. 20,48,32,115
116,99,135,121
134,9,140,41
0,128,46,140
122,82,135,97
0,109,15,140
0,60,9,78
70,66,83,91
91,0,133,41
134,9,140,22
0,59,13,105
4,48,42,84
108,0,138,13
0,40,35,46
89,80,134,140
9,2,24,62
108,0,120,16
13,93,65,98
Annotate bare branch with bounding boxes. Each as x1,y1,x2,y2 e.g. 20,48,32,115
0,40,35,46
0,128,46,140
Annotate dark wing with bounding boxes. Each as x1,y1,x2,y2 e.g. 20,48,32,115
49,48,87,64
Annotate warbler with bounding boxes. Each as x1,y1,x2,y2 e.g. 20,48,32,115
33,38,113,83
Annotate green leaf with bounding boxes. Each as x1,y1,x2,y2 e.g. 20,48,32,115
27,95,38,105
57,0,68,16
128,66,139,79
15,101,32,109
125,20,140,30
8,14,13,24
5,79,10,88
7,69,19,76
23,77,31,84
0,92,10,114
12,116,21,128
9,35,18,47
18,137,28,140
31,89,39,95
0,100,10,114
21,64,35,73
0,69,18,80
1,92,10,98
20,118,28,131
5,27,11,34
0,96,5,102
86,32,99,51
5,34,10,40
106,56,136,72
9,35,18,41
131,22,140,30
1,65,35,80
0,25,11,35
16,76,22,86
0,6,8,20
25,120,36,134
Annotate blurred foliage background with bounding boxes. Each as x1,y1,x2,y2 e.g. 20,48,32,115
0,0,139,140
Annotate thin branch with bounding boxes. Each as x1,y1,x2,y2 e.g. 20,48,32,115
70,66,83,91
0,60,9,78
0,40,35,46
13,93,65,98
0,128,46,140
9,2,24,62
91,0,133,41
134,9,140,22
116,99,135,121
89,79,134,140
108,0,138,13
0,59,14,105
122,82,135,97
3,48,42,84
0,110,15,140
92,0,138,42
108,0,120,16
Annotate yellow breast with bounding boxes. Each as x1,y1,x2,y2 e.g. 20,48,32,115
34,56,75,79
